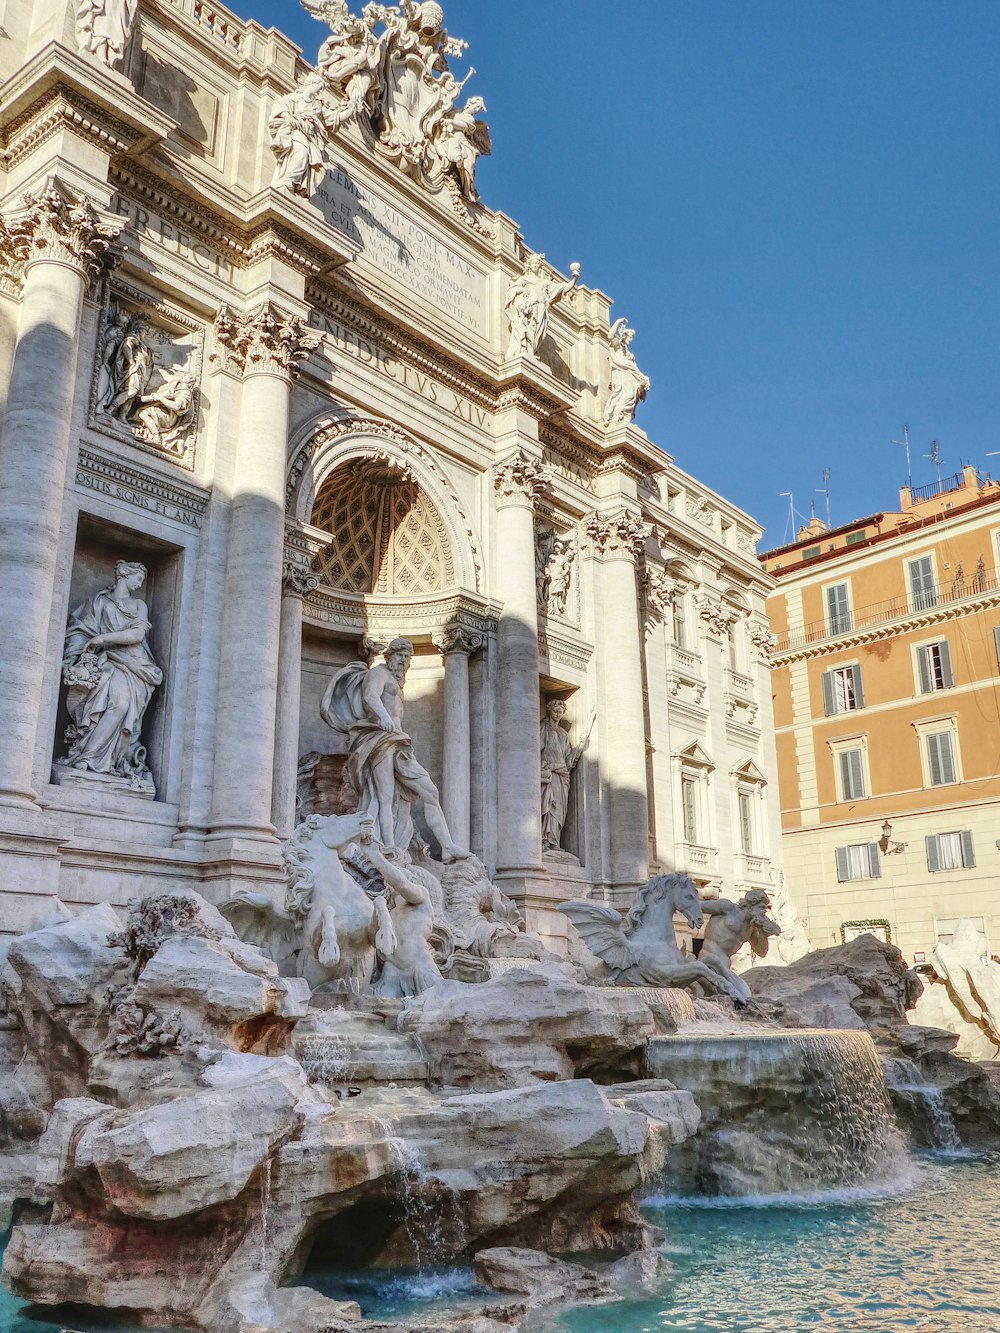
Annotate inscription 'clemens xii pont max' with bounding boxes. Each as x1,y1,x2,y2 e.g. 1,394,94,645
317,170,488,336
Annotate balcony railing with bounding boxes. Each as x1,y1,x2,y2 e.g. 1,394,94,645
773,569,1000,653
735,852,771,884
675,841,718,876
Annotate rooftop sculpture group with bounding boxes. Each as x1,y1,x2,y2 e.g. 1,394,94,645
270,0,491,208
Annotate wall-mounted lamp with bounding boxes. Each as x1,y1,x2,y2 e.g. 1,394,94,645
878,819,907,855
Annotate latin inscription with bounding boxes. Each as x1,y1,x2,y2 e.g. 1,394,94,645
113,196,236,283
316,170,487,334
76,451,206,529
309,313,491,430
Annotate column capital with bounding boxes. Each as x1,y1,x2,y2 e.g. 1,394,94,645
281,561,320,596
2,179,123,287
493,448,550,508
212,302,322,380
697,595,738,638
749,620,777,662
434,625,486,657
585,508,651,562
642,566,676,622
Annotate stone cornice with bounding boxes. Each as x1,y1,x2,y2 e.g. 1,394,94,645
771,586,1000,666
212,303,321,379
303,587,500,639
75,445,209,528
538,628,594,674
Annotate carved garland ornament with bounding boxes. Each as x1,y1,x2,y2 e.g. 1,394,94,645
213,303,322,379
1,180,123,286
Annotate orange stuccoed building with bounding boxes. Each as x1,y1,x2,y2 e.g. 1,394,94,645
762,464,1000,963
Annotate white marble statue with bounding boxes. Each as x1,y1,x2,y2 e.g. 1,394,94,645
540,700,591,853
441,855,521,957
535,527,574,618
269,72,335,197
504,255,580,360
59,561,163,792
558,874,749,1002
427,92,491,203
700,890,781,1005
312,3,381,125
320,636,467,861
359,844,443,997
98,313,153,423
132,370,198,454
75,0,138,68
603,318,649,427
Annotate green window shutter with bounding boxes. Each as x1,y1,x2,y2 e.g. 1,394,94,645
926,834,940,872
835,846,850,881
994,626,1000,670
961,829,976,868
821,670,835,716
938,641,954,688
926,733,944,786
840,749,865,800
852,664,865,709
917,646,932,694
868,843,882,878
939,733,956,785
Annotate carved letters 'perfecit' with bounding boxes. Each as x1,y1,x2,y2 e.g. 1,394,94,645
213,304,323,379
1,181,123,286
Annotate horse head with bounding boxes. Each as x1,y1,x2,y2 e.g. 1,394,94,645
627,873,704,935
670,874,705,932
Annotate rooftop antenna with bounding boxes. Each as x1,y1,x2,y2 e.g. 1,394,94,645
891,423,912,489
923,439,943,486
779,491,796,545
816,467,831,528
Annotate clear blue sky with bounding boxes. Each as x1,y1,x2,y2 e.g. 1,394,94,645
241,1,1000,546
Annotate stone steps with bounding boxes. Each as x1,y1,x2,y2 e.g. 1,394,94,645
292,1010,428,1088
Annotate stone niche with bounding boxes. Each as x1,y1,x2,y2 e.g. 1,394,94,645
51,514,182,802
539,683,588,866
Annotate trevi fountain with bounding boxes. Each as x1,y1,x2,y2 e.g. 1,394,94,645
1,0,1000,1331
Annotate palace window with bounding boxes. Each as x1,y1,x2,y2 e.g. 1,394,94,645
907,555,937,611
825,582,852,634
926,830,975,873
822,663,864,715
915,640,953,693
837,747,866,801
923,729,957,787
681,777,698,842
835,843,881,882
672,594,688,649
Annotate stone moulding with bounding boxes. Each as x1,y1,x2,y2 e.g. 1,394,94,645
75,446,209,529
537,628,593,676
302,585,499,641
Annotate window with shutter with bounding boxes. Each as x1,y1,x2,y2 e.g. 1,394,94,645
836,843,880,881
994,626,1000,671
825,665,862,714
851,664,865,709
917,642,953,692
835,846,850,882
908,556,936,610
826,583,852,634
927,830,976,871
925,833,940,873
839,748,866,800
961,830,976,868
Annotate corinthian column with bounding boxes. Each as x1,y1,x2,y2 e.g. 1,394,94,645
433,625,485,851
208,304,321,843
0,182,122,808
587,509,652,896
493,449,549,883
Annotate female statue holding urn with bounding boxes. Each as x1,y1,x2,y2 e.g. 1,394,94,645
60,561,163,791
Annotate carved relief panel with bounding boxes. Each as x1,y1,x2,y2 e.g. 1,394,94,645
90,282,203,469
534,518,579,627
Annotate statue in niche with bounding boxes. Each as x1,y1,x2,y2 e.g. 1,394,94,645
98,312,153,423
535,527,575,619
58,560,163,793
75,0,138,68
540,699,593,853
603,319,650,427
269,72,336,197
320,636,467,861
132,370,198,455
558,874,750,1003
504,255,580,360
699,890,781,1004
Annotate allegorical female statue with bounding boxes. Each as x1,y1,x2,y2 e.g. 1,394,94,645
59,561,163,793
540,699,592,853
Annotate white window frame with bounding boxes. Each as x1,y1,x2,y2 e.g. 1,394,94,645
828,733,870,803
925,829,976,873
731,760,768,858
672,590,688,649
906,553,938,612
674,743,714,850
912,715,961,789
912,636,954,695
822,661,864,715
823,579,853,635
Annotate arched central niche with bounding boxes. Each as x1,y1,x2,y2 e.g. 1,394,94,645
311,458,456,595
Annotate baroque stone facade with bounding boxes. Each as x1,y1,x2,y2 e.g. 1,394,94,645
0,0,794,950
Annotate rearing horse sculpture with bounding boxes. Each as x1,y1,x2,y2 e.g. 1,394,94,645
558,873,748,1003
